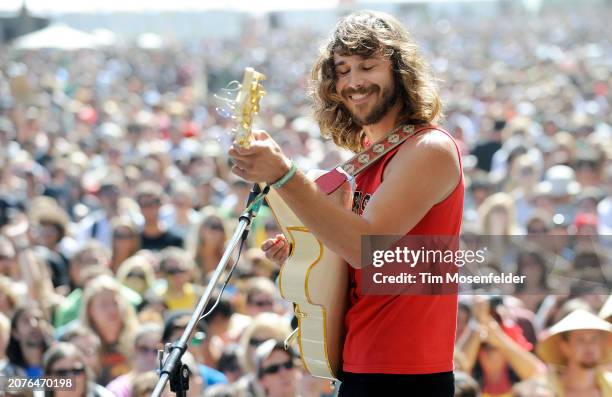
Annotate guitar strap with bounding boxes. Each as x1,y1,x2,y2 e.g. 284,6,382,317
316,124,436,194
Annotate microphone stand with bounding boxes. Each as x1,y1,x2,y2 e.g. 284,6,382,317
151,183,267,397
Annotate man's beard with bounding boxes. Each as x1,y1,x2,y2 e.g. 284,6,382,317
346,83,399,127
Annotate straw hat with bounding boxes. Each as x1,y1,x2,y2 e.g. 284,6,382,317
29,196,70,236
599,295,612,322
537,309,612,365
536,165,581,198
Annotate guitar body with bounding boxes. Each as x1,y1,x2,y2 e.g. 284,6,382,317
225,67,351,380
261,170,351,380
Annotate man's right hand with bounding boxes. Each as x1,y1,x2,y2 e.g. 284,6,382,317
261,234,290,265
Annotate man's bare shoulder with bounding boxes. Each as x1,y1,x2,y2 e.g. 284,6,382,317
364,127,462,232
380,128,460,203
386,128,459,175
403,127,456,154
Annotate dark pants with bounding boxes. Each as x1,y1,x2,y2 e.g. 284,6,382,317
337,371,455,397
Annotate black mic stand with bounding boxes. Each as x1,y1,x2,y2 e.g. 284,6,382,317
151,183,268,397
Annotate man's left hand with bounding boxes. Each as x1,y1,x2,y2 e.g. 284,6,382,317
228,130,292,183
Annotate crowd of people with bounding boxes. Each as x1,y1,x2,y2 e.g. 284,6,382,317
0,3,610,397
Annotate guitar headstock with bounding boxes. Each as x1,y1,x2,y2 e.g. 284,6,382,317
230,67,266,148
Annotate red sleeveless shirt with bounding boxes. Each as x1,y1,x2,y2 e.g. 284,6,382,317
343,126,464,374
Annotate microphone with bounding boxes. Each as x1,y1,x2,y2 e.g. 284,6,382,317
244,183,269,219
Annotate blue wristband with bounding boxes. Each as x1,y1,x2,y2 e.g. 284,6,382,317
271,161,297,189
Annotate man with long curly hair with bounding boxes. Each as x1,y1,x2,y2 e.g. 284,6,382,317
229,11,463,396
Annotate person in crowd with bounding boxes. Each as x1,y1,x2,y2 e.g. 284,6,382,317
245,249,279,281
42,342,114,397
513,250,550,313
162,311,228,387
200,295,238,347
0,312,20,376
106,323,163,397
477,192,521,269
243,277,280,317
599,295,612,324
131,371,171,397
456,296,546,396
254,339,301,397
185,211,227,277
6,306,53,377
536,165,582,223
161,181,199,240
457,300,473,341
203,384,239,397
58,326,103,382
507,154,541,226
0,275,19,316
152,247,202,311
79,275,139,385
217,344,244,384
454,370,481,397
0,235,20,280
536,309,612,396
77,176,125,249
28,196,71,288
232,313,293,396
136,182,183,251
109,217,141,273
54,242,141,328
115,254,156,298
511,378,554,397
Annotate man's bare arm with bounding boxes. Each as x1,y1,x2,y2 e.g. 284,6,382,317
231,130,460,268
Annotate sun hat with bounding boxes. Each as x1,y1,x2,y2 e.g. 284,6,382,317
599,295,612,322
537,309,612,365
29,196,70,236
537,165,581,198
254,339,297,378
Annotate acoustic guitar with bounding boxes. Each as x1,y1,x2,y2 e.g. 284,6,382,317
228,67,350,380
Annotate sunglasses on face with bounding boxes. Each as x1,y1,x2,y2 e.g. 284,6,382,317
100,187,120,196
138,199,161,208
127,272,146,280
260,360,294,376
576,160,597,169
165,267,187,275
248,299,274,308
249,337,268,347
51,366,86,377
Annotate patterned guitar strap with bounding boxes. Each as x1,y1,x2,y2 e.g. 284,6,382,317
316,124,435,194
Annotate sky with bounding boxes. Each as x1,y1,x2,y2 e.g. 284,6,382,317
0,0,342,14
0,0,503,14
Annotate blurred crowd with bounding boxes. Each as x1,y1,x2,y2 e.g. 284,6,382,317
0,3,611,397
